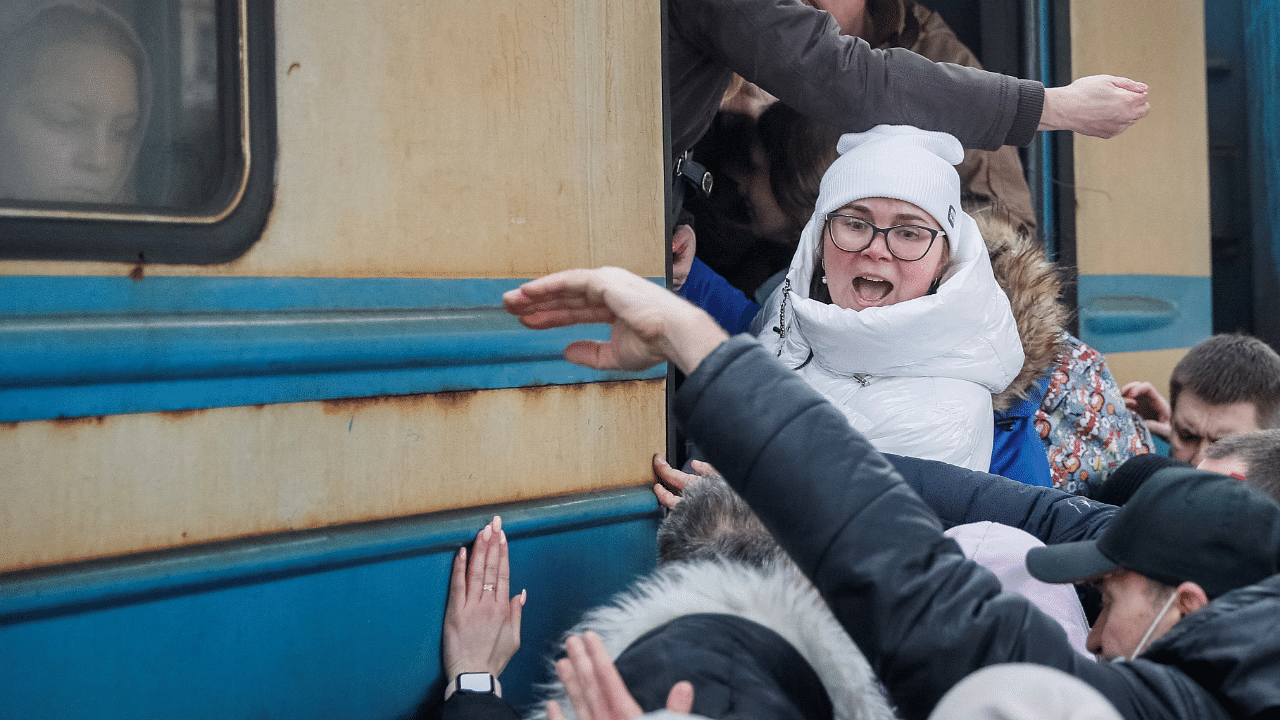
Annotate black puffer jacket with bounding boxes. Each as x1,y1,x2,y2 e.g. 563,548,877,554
676,336,1279,720
666,0,1043,158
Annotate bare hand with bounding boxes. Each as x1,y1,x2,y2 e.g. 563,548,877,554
442,516,526,699
1039,75,1149,138
1120,381,1172,441
671,225,696,292
545,632,694,720
502,267,729,375
652,454,717,509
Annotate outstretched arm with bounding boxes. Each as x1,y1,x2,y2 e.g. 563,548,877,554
502,267,729,375
1038,75,1150,138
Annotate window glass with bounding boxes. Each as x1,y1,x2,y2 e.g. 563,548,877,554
0,0,235,215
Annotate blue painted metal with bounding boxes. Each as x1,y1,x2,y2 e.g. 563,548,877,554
0,276,666,422
1077,274,1212,354
1244,0,1280,345
1037,0,1055,254
0,487,661,719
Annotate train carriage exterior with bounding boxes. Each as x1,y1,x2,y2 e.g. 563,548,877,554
2,0,1275,717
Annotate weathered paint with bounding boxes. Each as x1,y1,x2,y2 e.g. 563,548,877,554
0,379,665,572
0,275,665,422
1071,0,1209,383
1096,348,1188,407
0,0,664,279
0,491,661,717
1071,0,1210,279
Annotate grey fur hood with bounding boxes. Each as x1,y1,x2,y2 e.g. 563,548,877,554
530,559,898,720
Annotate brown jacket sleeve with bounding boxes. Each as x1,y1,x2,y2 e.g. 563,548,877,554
906,3,1037,231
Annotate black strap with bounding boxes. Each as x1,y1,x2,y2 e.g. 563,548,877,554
674,154,714,198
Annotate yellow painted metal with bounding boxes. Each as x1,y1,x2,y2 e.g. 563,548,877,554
0,380,665,572
1071,0,1210,278
0,0,667,571
1101,348,1188,404
0,0,665,279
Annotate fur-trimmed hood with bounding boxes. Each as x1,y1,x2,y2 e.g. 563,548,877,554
531,560,898,720
970,211,1068,412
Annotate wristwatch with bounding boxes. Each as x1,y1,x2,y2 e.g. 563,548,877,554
456,672,496,695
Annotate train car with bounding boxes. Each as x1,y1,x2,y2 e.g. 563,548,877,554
1,1,665,717
3,0,1274,718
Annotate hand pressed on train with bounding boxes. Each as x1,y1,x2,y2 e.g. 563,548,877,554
546,632,694,720
1038,75,1150,138
652,454,718,509
1120,381,1172,441
442,515,526,700
502,267,729,375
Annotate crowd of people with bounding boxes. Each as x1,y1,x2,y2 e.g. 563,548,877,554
444,1,1275,718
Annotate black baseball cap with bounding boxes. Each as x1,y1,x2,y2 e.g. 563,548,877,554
1027,467,1280,598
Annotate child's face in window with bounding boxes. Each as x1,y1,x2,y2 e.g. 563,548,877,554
0,40,140,203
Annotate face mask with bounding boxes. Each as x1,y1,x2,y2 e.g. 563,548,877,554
1127,590,1179,661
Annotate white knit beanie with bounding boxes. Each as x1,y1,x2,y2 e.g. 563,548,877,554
815,125,964,233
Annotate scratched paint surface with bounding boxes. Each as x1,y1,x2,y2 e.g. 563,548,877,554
0,379,665,572
1071,0,1209,278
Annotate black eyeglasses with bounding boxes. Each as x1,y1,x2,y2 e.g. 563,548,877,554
825,214,945,262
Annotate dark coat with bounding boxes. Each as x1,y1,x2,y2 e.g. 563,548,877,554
665,0,1043,158
676,336,1278,720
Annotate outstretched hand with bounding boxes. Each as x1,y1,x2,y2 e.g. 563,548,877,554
1121,381,1172,441
502,267,728,375
545,632,694,720
442,516,526,700
1039,75,1150,138
652,454,718,509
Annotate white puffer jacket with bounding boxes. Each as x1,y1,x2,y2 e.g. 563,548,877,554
750,133,1023,471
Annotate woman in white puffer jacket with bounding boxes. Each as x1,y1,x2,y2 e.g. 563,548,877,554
739,125,1024,471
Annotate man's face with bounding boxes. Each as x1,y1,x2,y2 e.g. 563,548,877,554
1087,570,1181,661
1169,391,1261,465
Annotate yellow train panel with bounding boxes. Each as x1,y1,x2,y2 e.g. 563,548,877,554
0,379,665,572
1071,0,1210,278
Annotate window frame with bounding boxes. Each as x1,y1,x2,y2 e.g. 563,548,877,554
0,0,276,265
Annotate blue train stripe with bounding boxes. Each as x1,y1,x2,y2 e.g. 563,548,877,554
0,276,667,422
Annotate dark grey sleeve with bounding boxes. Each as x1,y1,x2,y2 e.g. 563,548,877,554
669,0,1043,149
672,337,1218,720
884,453,1117,545
435,692,520,720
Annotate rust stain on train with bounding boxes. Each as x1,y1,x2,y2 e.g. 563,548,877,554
317,382,609,418
45,414,107,428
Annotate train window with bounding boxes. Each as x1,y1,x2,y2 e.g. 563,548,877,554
0,0,275,264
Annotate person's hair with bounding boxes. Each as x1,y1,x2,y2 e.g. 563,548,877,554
756,103,841,241
657,473,787,569
1203,429,1280,503
1169,334,1280,427
0,5,145,102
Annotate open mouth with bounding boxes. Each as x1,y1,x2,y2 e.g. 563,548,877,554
852,276,893,304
